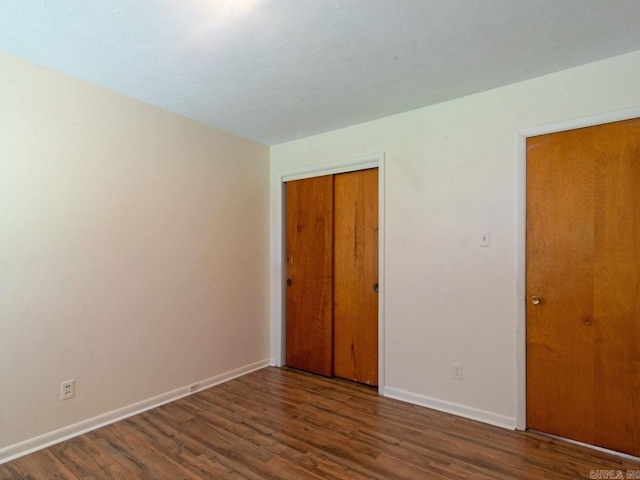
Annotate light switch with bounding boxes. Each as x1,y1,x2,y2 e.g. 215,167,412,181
481,231,490,247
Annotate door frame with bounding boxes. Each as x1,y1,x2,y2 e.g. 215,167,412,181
515,106,640,430
270,152,386,394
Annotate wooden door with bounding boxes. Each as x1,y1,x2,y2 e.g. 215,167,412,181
285,168,379,385
285,176,334,376
334,169,379,385
526,118,640,457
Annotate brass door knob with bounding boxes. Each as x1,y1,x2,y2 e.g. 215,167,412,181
531,296,542,305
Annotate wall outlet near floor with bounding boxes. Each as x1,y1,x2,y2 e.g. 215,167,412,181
61,380,75,400
453,364,463,380
189,383,200,392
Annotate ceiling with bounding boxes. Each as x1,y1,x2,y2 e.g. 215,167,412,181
2,1,640,145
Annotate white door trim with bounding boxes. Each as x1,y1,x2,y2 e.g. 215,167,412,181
515,106,640,430
270,152,386,394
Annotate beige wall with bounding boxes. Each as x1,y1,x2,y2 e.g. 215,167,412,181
270,49,640,427
0,52,270,458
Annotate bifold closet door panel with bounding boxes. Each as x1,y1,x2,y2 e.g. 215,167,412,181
333,168,379,385
285,176,334,376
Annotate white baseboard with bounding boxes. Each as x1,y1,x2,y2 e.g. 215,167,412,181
384,386,516,430
0,358,271,465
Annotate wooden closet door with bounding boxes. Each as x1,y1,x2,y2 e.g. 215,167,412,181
285,176,334,376
333,168,379,386
526,118,640,457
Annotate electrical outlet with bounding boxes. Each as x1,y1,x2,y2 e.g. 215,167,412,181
61,380,75,400
189,383,200,392
453,364,463,380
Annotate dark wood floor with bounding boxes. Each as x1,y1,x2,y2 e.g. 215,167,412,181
2,367,638,479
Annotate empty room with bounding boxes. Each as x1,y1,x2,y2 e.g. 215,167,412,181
1,1,640,478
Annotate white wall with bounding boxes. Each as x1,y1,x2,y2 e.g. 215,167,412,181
270,49,640,427
0,52,270,459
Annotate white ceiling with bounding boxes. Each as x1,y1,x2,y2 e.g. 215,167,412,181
2,1,640,145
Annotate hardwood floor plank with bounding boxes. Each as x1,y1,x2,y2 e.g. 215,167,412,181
195,385,395,478
0,465,15,480
47,437,111,479
2,450,77,480
121,414,234,479
3,367,639,479
86,423,200,480
211,375,468,477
